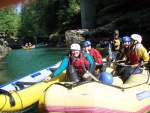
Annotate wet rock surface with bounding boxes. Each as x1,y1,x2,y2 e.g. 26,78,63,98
0,38,12,60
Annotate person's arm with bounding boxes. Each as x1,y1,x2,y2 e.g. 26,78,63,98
107,42,113,61
131,47,149,68
94,49,102,64
44,56,69,82
138,47,149,67
83,52,96,73
108,42,112,56
53,57,69,77
83,52,94,67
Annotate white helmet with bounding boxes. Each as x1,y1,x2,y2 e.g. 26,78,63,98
130,34,142,43
70,43,80,50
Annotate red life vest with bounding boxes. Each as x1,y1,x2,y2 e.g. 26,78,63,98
70,53,90,76
128,50,139,65
89,48,102,64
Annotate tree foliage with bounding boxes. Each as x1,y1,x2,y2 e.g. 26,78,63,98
0,7,20,36
18,0,80,37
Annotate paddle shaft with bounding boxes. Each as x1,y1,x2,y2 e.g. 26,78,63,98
81,65,99,82
86,71,99,82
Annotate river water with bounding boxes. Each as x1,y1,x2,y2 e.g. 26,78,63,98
0,45,69,85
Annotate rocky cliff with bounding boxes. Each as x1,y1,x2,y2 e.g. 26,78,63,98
90,0,150,45
0,38,11,60
44,0,150,48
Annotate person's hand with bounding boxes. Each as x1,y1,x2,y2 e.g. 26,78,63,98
120,63,125,66
44,76,51,82
86,50,90,54
95,62,99,65
44,73,54,82
131,64,139,68
82,73,89,79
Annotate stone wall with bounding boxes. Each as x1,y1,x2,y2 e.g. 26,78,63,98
65,29,89,45
0,38,11,60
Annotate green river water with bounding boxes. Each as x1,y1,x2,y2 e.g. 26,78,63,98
0,45,69,85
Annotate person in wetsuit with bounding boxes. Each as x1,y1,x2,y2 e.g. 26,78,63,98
45,43,96,82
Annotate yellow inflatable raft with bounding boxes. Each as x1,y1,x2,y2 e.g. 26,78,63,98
38,70,150,113
0,71,66,112
22,45,35,50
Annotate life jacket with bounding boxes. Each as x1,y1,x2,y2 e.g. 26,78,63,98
112,38,121,51
89,48,101,64
69,52,90,76
128,49,140,65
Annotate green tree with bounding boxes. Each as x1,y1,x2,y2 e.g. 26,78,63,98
0,7,20,36
18,0,80,37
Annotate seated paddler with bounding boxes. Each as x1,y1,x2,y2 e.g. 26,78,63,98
44,43,97,82
117,34,149,83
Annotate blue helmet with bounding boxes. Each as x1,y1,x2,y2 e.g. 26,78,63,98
80,41,88,48
85,40,91,46
122,36,130,42
99,72,113,85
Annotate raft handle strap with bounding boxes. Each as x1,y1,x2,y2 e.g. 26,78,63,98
16,81,36,86
54,81,92,89
0,89,15,107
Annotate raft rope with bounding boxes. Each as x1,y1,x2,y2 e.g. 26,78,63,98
53,80,148,92
0,89,15,106
0,90,38,113
19,102,38,113
0,95,7,111
15,91,24,112
15,81,37,90
0,89,15,111
0,90,40,112
54,81,97,90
